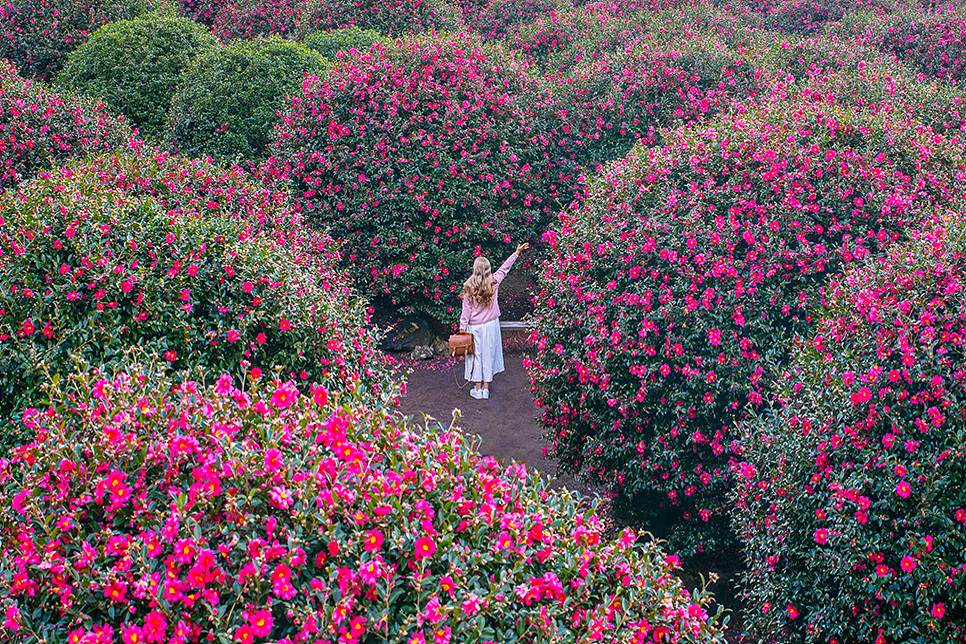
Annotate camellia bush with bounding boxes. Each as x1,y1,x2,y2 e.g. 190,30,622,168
212,0,300,39
528,98,966,557
0,362,726,643
876,7,966,83
165,38,327,160
0,148,398,449
271,32,579,321
0,62,131,190
732,214,966,642
0,0,162,80
56,13,217,141
466,0,570,41
302,26,389,60
296,0,461,36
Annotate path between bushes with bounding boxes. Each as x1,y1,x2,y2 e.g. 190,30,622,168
393,351,600,500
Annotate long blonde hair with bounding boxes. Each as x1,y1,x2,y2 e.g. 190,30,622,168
462,256,495,307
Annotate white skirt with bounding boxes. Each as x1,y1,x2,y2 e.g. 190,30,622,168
465,318,504,383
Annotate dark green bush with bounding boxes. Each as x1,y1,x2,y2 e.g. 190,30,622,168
0,0,164,80
165,38,327,160
302,26,389,60
296,0,461,36
56,13,216,140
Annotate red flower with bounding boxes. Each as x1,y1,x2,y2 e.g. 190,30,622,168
414,536,436,560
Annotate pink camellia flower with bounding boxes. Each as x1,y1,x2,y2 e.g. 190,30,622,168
250,367,262,380
122,624,145,644
271,381,298,409
414,536,436,560
264,448,283,471
2,604,21,632
786,604,799,619
256,332,267,345
279,319,291,332
269,485,293,509
931,603,945,619
179,289,190,301
896,480,912,498
215,374,234,396
417,596,443,627
461,593,482,616
900,556,917,572
248,609,272,638
432,626,451,644
813,529,829,545
313,385,328,407
226,329,241,342
362,529,384,552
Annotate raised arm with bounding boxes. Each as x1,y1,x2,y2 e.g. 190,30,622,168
494,242,529,285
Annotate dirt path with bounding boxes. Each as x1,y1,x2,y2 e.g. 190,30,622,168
392,351,599,500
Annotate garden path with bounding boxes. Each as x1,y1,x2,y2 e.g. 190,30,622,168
394,352,600,500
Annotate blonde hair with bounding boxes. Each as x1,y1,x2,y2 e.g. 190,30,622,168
462,256,495,307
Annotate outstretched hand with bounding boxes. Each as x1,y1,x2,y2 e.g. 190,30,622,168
515,242,530,254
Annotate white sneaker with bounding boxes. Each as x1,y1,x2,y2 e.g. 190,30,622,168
470,388,482,399
481,389,489,399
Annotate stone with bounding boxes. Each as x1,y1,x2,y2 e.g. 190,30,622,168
410,345,434,360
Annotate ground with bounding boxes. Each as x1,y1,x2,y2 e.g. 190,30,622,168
392,349,599,500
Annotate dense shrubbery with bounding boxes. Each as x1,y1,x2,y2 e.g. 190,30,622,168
302,26,388,59
0,361,726,643
733,215,966,642
877,8,966,82
212,0,300,39
547,35,755,168
0,0,162,80
56,14,216,140
467,0,570,40
296,0,460,35
0,149,397,449
528,100,966,557
0,62,131,190
271,32,578,321
165,38,326,160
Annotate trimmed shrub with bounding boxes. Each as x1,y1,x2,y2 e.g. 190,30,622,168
56,14,217,141
212,0,300,40
547,35,756,169
0,62,131,190
296,0,460,36
303,26,389,60
528,101,966,557
0,0,162,80
733,215,966,642
165,38,327,160
467,0,571,41
877,9,966,82
0,362,726,643
0,148,398,449
271,32,578,321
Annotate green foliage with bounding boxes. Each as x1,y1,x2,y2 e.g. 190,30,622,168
302,26,389,60
165,38,328,160
0,149,398,450
56,13,216,141
734,215,966,642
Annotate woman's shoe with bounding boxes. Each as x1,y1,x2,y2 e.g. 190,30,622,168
481,389,489,399
470,388,483,399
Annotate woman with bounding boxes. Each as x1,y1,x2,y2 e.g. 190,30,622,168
459,242,528,399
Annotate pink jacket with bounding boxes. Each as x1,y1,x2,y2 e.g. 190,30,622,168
459,252,518,329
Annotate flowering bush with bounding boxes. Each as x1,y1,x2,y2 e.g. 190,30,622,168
0,62,131,190
271,32,578,321
296,0,461,36
546,35,756,169
165,38,326,160
0,0,162,80
56,13,216,141
0,361,726,643
528,100,966,557
877,8,966,82
212,0,300,39
0,148,398,448
302,26,389,60
732,215,966,642
466,0,570,41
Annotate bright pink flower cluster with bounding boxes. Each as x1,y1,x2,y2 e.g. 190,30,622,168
878,7,966,82
0,367,725,644
0,62,130,189
733,215,966,642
